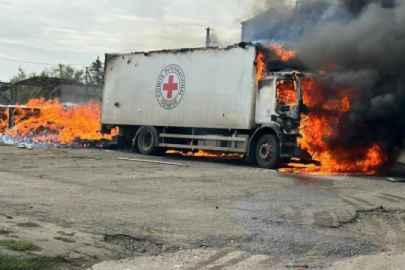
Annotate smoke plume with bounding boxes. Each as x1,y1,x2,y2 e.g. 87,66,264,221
248,0,405,169
298,0,405,167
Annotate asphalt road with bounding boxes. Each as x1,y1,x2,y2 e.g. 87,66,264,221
1,144,405,269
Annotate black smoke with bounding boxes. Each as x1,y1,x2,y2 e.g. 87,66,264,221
248,0,405,169
296,0,405,168
342,0,395,13
244,0,397,42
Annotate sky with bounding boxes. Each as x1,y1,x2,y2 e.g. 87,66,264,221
0,0,271,82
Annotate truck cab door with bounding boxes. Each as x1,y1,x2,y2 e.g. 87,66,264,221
255,78,277,125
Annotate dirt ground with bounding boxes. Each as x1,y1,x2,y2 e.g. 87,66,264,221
1,143,405,269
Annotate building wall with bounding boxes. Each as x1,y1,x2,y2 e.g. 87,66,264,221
241,8,285,42
60,84,102,104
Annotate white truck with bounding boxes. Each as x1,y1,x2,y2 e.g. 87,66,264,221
100,43,308,168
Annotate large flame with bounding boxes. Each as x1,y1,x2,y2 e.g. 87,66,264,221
277,80,298,105
281,77,386,175
255,44,298,84
255,51,266,83
3,98,110,145
268,44,298,62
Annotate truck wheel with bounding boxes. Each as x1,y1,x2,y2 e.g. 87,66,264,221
137,127,157,155
255,134,280,169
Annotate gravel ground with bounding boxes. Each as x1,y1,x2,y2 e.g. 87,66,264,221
1,144,405,269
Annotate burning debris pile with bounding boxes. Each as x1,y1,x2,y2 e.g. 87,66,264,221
253,0,405,174
0,98,110,148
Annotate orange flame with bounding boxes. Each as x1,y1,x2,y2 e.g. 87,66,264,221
5,98,110,144
255,51,266,83
166,150,243,159
281,77,385,175
254,44,297,83
277,80,297,105
268,44,298,62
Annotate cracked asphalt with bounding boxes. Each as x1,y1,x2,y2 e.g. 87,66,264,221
1,144,405,269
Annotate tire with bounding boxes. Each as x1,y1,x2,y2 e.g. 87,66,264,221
137,127,157,155
255,134,280,169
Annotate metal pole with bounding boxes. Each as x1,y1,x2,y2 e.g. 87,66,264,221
85,67,89,98
13,85,17,104
205,27,212,47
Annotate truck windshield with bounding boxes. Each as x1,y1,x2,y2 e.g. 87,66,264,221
276,80,297,106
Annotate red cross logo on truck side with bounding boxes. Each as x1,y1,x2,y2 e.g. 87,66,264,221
163,75,178,99
156,65,186,110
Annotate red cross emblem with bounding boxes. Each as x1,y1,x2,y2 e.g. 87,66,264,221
156,64,186,110
163,75,179,99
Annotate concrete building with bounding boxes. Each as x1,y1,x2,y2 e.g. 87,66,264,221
241,8,286,42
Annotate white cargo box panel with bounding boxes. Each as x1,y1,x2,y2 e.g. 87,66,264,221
101,44,257,129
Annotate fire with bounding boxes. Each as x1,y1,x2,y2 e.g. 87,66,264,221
268,44,298,62
166,150,243,159
277,80,297,105
254,44,297,84
281,77,385,175
4,98,109,145
255,51,266,83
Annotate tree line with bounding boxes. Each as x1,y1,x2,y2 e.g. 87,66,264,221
1,57,104,104
10,57,104,87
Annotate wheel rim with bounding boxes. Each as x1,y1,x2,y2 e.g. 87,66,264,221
259,142,273,161
141,132,153,149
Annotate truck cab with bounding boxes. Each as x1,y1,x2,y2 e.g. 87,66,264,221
256,71,302,134
250,70,307,168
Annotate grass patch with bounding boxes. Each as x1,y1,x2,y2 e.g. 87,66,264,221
57,231,75,237
54,236,75,243
57,223,71,229
0,240,41,251
0,254,48,270
0,229,10,235
16,222,40,228
143,227,163,234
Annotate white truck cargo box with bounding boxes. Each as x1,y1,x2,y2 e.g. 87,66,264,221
101,45,257,129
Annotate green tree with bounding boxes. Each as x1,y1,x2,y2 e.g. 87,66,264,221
44,64,85,82
88,57,104,87
9,67,28,84
8,64,85,103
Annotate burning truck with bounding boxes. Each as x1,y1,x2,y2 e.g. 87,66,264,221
100,43,311,169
